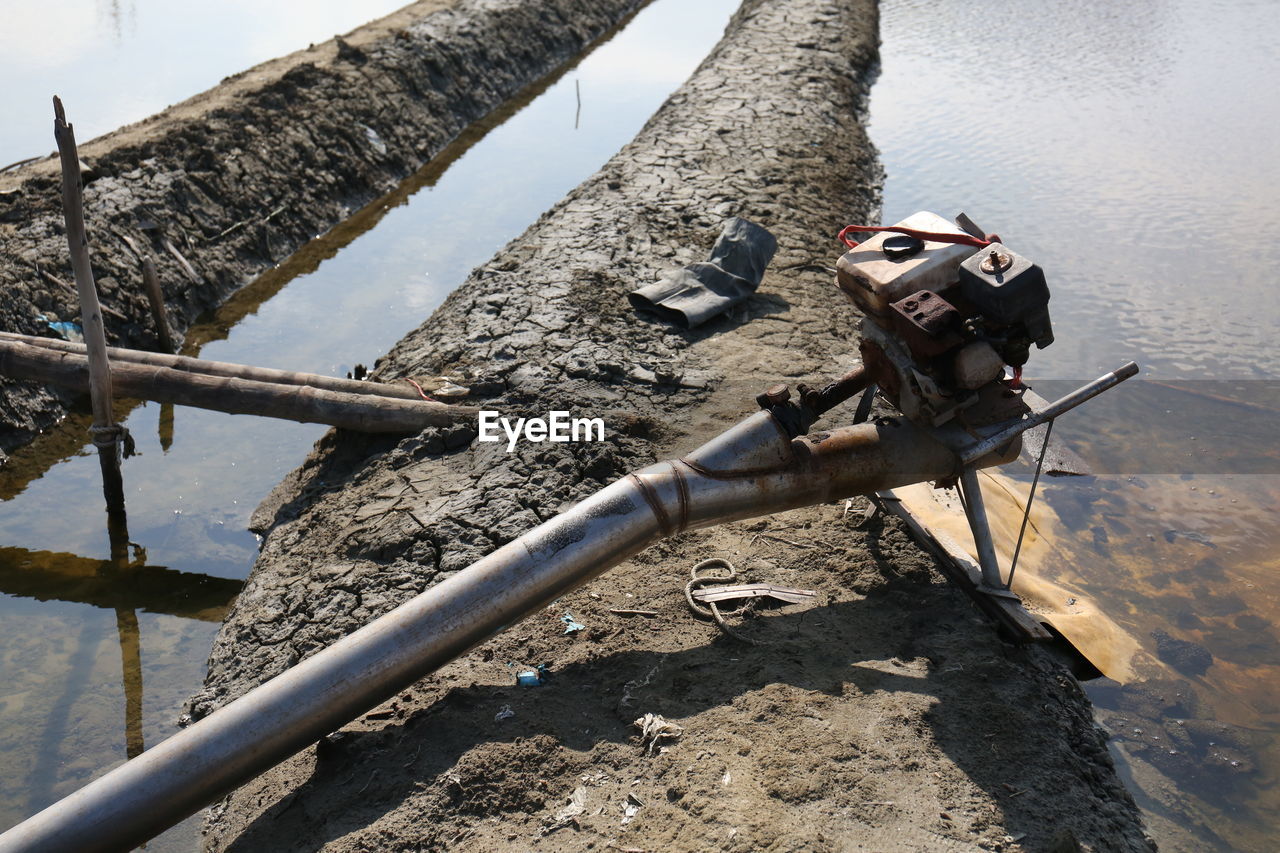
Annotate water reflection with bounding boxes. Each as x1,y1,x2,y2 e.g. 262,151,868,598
0,542,239,835
0,538,241,781
973,381,1279,851
0,547,241,620
116,607,143,759
872,0,1280,847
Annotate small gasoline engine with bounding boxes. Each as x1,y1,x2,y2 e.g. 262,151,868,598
835,211,1053,427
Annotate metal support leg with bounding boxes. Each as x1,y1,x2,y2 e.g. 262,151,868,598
959,466,1004,590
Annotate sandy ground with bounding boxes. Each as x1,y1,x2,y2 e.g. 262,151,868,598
0,0,643,459
184,1,1155,850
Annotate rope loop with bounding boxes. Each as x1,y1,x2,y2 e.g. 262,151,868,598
684,558,771,646
88,424,135,458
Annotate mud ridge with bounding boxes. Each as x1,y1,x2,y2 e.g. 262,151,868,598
0,0,644,462
184,0,1156,850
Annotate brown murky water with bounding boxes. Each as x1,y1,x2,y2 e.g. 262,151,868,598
870,1,1280,849
1002,387,1280,852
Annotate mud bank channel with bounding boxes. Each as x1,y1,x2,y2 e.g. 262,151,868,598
0,0,1162,850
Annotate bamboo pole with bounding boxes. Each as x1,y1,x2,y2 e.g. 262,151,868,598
140,257,175,354
0,331,432,401
53,96,125,513
0,339,477,433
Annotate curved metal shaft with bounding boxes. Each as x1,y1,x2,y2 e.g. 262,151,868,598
0,411,993,853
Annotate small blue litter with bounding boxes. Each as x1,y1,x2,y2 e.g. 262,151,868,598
37,314,83,342
561,612,585,634
515,663,550,687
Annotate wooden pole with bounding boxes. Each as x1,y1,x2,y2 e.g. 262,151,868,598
53,96,126,514
140,257,175,354
0,339,478,433
0,331,434,401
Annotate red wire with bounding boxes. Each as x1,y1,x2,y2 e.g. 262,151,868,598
405,378,438,402
837,224,994,250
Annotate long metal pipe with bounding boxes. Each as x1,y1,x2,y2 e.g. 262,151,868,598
0,411,1001,853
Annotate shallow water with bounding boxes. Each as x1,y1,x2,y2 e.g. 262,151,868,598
0,0,741,846
869,0,1280,848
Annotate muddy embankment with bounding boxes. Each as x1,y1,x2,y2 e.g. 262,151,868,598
182,1,1156,851
0,0,647,465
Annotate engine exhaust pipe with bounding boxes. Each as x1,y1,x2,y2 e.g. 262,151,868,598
0,411,1006,853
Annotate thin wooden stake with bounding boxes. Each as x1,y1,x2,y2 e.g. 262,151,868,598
141,256,175,354
53,95,125,513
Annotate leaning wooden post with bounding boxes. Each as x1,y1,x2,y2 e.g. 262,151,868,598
141,256,175,354
53,95,126,513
